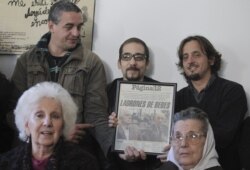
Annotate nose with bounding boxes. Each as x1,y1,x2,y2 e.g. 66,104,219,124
43,116,52,127
188,55,197,65
129,56,136,65
180,137,188,147
72,27,80,37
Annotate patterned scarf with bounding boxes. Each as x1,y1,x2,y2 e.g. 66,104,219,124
21,138,65,170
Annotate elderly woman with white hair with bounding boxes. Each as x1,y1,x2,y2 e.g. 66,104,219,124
159,107,222,170
0,82,98,170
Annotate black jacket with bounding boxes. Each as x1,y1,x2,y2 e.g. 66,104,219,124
0,139,99,170
175,76,247,170
239,117,250,170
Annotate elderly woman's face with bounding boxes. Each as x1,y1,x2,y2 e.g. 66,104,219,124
25,97,63,148
172,119,206,169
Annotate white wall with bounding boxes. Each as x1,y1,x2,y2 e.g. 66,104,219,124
1,0,250,112
93,0,250,113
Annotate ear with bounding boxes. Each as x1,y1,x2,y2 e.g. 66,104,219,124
117,60,121,69
25,122,31,137
48,21,55,33
209,56,215,66
146,60,150,69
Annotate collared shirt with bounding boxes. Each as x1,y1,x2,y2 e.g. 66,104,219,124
188,74,216,103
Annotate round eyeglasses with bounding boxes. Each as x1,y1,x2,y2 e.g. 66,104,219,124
171,131,206,145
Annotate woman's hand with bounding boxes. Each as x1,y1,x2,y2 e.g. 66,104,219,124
108,112,118,127
119,146,147,162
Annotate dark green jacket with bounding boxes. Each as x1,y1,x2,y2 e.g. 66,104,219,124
11,33,112,157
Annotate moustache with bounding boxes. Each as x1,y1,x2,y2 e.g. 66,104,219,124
126,67,140,71
187,63,198,70
68,36,80,41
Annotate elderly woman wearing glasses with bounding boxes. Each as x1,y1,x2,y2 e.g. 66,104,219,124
0,82,98,170
159,107,222,170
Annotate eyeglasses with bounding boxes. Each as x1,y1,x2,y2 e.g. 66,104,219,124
171,131,205,145
120,53,146,61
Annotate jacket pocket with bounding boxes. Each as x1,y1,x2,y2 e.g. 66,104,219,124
62,69,86,122
27,65,47,87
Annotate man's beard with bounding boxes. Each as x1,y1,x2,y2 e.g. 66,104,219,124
125,68,142,81
126,77,141,81
126,72,141,81
186,73,201,81
185,63,201,81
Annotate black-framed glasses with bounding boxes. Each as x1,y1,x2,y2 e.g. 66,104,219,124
120,53,146,61
171,131,206,145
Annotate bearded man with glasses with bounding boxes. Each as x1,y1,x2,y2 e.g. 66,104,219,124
107,37,158,114
106,37,161,170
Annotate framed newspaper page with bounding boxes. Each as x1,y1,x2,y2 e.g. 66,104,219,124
114,81,177,155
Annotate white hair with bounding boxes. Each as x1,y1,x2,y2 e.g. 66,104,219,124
14,82,78,141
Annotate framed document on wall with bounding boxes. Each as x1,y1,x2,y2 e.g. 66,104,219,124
114,81,177,155
0,0,95,55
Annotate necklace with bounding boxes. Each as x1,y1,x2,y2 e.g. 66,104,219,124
47,54,68,82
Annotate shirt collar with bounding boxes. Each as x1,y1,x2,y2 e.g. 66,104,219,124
188,74,216,92
188,74,217,103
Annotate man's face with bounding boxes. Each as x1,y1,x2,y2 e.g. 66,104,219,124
122,113,132,125
118,42,148,81
154,113,165,124
48,11,84,53
182,40,214,81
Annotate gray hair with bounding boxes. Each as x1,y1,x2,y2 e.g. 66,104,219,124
48,0,87,24
173,107,209,135
14,82,78,141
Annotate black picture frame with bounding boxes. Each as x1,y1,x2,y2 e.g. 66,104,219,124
114,81,177,155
